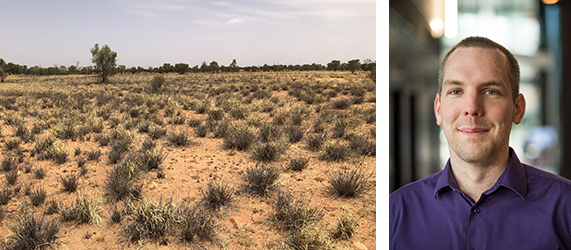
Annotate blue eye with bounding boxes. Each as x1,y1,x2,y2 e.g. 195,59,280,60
485,90,498,95
449,90,461,95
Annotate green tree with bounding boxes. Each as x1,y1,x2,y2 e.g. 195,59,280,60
209,61,219,73
327,60,341,71
347,59,360,74
0,69,6,83
229,59,239,72
90,43,117,83
174,63,189,74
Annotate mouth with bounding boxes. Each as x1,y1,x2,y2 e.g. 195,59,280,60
458,127,490,137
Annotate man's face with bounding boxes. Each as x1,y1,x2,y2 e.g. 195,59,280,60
434,47,526,165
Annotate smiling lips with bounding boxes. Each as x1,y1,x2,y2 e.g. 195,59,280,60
459,127,490,136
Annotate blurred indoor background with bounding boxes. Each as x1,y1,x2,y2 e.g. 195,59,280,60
389,0,571,192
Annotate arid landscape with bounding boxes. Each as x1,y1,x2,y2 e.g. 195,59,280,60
0,71,376,249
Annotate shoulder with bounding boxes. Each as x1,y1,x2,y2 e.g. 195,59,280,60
524,164,571,197
390,170,443,204
524,164,571,187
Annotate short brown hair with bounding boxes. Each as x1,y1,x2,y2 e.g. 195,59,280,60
438,36,520,101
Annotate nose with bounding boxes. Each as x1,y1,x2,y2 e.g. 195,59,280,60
463,92,484,117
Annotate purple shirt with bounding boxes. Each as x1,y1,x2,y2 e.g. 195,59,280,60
390,148,571,249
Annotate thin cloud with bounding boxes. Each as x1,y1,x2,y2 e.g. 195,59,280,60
226,18,245,24
121,0,193,17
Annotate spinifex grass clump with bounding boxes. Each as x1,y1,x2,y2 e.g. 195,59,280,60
243,164,280,196
251,141,289,162
320,141,351,162
61,193,103,224
179,204,219,246
327,167,373,198
305,133,327,152
167,129,191,147
199,180,235,209
3,213,61,250
122,197,184,243
104,161,143,202
30,187,47,207
0,186,13,205
289,157,310,171
331,207,359,240
348,134,376,156
60,174,78,193
271,190,324,233
223,121,256,151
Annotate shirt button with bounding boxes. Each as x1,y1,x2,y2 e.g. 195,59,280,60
473,208,481,214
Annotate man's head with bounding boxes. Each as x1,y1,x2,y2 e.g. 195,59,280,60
434,37,526,166
438,36,520,102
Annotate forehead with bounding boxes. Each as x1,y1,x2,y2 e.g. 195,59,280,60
443,47,510,87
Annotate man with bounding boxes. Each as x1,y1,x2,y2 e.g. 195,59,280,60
390,36,571,249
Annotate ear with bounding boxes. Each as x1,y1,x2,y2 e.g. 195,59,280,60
434,93,442,126
513,93,526,124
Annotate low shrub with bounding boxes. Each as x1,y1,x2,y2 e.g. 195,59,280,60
289,157,310,171
30,188,47,207
167,130,190,147
348,135,376,156
179,204,219,246
3,213,61,250
259,122,282,143
331,207,359,240
200,180,235,209
33,167,46,179
320,141,351,162
60,174,78,193
271,190,324,232
61,193,103,224
243,164,280,196
305,133,327,152
285,125,305,144
251,141,289,162
0,186,12,205
5,168,18,186
122,197,183,243
223,121,256,151
327,167,373,198
104,163,142,202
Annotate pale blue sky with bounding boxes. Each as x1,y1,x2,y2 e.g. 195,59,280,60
0,0,376,68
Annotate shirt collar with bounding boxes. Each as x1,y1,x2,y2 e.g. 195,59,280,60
434,147,527,200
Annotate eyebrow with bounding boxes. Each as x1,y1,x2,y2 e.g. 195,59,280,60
443,80,505,88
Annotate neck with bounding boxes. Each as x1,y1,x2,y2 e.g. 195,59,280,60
449,152,510,202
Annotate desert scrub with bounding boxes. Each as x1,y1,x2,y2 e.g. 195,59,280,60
0,186,13,205
199,180,235,209
331,98,352,110
285,125,305,144
320,140,351,162
258,122,282,143
30,187,47,207
5,168,18,186
45,200,60,215
285,224,333,250
61,193,103,224
1,154,17,172
85,149,102,161
271,190,324,232
193,123,210,137
251,140,289,162
5,138,21,150
166,129,191,147
148,124,167,140
327,167,373,198
3,213,61,250
33,166,46,179
60,174,78,193
331,207,359,240
243,164,280,196
289,156,310,171
305,133,327,152
348,134,376,156
104,162,143,202
223,120,256,151
122,197,184,243
207,107,225,120
179,204,219,246
136,142,167,172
